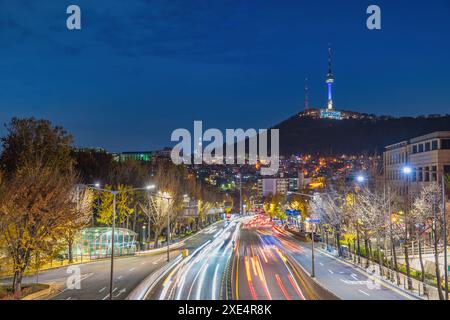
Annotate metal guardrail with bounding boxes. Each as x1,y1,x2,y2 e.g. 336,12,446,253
220,255,233,300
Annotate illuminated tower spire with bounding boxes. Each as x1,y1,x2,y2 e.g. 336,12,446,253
326,45,334,110
304,78,309,111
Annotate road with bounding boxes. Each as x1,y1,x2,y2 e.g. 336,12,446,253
232,215,313,300
1,221,227,300
149,218,240,300
272,227,418,300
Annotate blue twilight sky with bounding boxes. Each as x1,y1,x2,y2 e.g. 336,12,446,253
0,0,449,151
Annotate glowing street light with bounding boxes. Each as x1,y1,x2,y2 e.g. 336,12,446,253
402,166,413,175
356,175,366,183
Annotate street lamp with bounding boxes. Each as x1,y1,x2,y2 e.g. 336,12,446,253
356,175,366,183
442,173,448,300
402,166,413,175
401,165,413,290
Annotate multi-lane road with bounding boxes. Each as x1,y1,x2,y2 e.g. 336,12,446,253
1,221,229,300
2,215,418,300
148,219,240,300
232,216,311,300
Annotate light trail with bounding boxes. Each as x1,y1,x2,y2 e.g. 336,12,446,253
195,262,209,300
211,264,220,300
275,274,292,300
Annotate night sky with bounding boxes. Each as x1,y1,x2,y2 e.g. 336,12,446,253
0,0,449,151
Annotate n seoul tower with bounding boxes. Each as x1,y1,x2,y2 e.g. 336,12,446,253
326,46,334,110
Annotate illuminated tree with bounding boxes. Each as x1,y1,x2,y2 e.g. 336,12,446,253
61,188,94,263
412,182,444,299
0,162,82,296
311,190,346,256
96,184,135,226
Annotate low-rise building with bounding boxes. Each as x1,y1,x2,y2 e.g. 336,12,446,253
384,131,450,198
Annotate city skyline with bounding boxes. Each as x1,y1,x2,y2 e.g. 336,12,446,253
1,1,449,152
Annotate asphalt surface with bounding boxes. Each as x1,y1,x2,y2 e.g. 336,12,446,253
275,228,418,300
1,221,226,300
232,216,311,300
149,219,239,300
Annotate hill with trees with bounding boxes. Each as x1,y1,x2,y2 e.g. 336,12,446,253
273,113,450,155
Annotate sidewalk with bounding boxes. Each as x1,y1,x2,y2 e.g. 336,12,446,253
284,227,422,300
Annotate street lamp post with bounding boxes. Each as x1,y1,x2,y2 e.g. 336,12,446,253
83,184,155,300
402,165,413,290
109,191,117,301
167,196,170,262
442,173,448,300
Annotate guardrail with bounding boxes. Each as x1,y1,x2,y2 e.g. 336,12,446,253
220,255,233,300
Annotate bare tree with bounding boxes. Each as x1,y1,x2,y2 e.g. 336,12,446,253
311,190,346,256
355,187,389,268
61,187,94,263
412,182,444,299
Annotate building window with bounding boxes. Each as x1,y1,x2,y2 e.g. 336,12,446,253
412,145,418,154
412,168,417,182
418,144,424,153
418,167,423,181
424,167,430,182
445,165,450,175
432,140,438,150
425,142,431,152
442,139,450,149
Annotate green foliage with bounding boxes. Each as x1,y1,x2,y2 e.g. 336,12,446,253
96,184,135,225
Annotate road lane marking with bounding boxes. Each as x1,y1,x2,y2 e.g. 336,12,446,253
358,289,370,296
114,288,126,298
66,297,72,300
117,275,123,280
129,267,136,272
152,257,163,265
98,287,106,293
351,274,359,280
319,262,324,266
328,269,334,274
